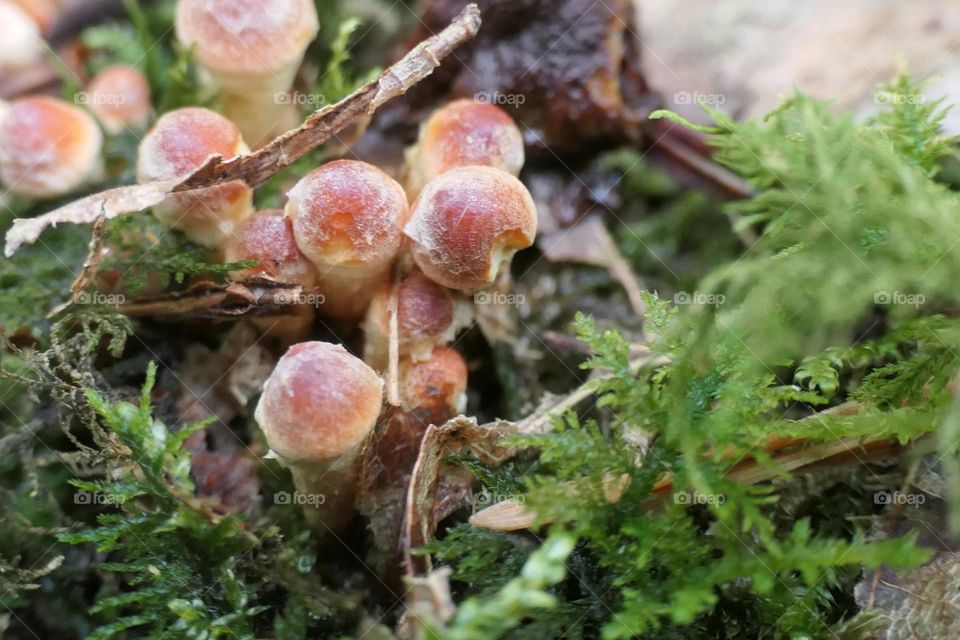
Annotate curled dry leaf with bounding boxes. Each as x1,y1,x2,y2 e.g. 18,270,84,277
402,415,514,575
4,4,483,257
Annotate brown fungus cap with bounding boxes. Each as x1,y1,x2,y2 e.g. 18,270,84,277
86,65,152,133
398,346,468,417
224,209,318,287
0,96,102,199
255,342,384,464
408,99,524,194
285,160,408,272
404,166,537,292
363,269,457,368
137,107,252,246
175,0,319,81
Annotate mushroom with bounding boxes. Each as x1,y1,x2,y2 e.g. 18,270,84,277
255,341,383,533
175,0,320,147
397,346,468,418
285,160,408,319
137,107,253,247
10,0,56,33
404,166,538,292
223,209,319,343
362,269,464,370
0,1,43,72
405,99,525,198
85,65,152,134
0,96,103,199
358,346,468,572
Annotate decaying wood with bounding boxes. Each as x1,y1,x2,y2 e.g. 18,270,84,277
4,4,482,257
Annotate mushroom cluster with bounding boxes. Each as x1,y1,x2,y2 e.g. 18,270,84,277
244,98,536,533
2,0,536,538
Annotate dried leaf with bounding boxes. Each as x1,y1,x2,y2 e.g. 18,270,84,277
402,416,514,575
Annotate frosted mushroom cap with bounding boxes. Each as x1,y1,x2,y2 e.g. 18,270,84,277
176,0,319,79
137,107,252,246
405,166,538,292
415,99,524,182
0,96,103,199
398,346,468,415
224,209,319,287
255,342,384,464
86,65,152,133
285,160,408,271
0,1,42,69
368,270,455,347
10,0,56,32
363,269,457,368
137,107,247,182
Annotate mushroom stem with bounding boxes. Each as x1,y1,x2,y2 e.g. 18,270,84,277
175,0,319,148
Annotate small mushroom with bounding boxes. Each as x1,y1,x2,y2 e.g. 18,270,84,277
175,0,320,147
137,107,253,247
255,341,384,533
85,65,152,134
0,96,103,199
362,269,463,371
285,160,408,319
404,166,538,292
405,99,525,198
0,1,43,72
223,209,319,343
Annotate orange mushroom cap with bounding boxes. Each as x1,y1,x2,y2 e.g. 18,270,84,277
410,99,524,191
85,65,152,133
223,209,318,287
363,269,457,368
255,342,384,464
286,160,408,272
137,107,252,246
405,166,538,292
176,0,319,82
0,96,102,199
